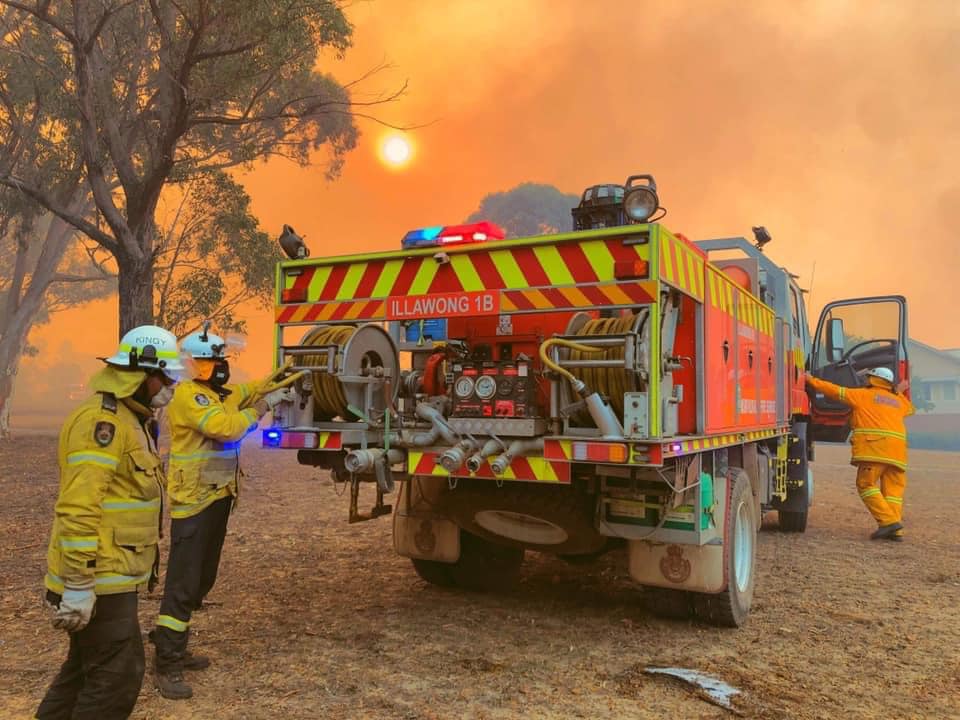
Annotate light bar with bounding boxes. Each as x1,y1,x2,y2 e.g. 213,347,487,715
402,221,506,249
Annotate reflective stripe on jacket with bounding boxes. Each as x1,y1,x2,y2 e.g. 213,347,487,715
165,380,263,519
807,376,914,469
45,385,163,596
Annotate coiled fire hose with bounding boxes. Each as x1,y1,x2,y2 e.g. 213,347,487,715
298,325,357,419
540,313,639,417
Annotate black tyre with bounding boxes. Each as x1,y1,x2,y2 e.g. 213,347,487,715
644,586,695,620
410,558,456,588
694,469,757,628
448,531,524,592
441,479,605,555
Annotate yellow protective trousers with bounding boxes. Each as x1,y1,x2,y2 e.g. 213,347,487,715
855,462,906,528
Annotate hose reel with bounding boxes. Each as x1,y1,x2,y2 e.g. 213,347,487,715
297,324,399,421
562,311,648,417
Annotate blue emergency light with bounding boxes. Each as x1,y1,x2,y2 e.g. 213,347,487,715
264,429,282,447
401,225,444,248
401,221,506,249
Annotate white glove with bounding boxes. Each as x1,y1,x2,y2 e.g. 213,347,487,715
53,583,96,633
264,388,295,409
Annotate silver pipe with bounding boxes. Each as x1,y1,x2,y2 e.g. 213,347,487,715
490,438,544,476
344,447,405,474
439,438,480,473
465,437,506,473
584,392,625,440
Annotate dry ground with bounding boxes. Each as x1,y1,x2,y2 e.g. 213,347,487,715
1,436,958,719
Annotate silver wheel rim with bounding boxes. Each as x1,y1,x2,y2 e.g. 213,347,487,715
474,510,569,545
734,500,754,593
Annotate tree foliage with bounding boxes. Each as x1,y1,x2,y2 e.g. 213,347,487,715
0,0,373,333
154,171,281,337
465,183,580,238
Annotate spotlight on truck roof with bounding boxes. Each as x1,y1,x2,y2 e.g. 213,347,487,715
623,175,659,222
571,173,661,230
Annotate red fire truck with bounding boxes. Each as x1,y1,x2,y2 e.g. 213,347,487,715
265,174,908,626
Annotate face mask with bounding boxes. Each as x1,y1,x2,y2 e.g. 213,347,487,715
150,385,175,408
211,360,230,386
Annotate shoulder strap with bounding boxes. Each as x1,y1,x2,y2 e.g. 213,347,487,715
100,391,118,414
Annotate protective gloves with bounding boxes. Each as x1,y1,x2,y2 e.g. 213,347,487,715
52,580,96,633
264,388,295,409
254,388,294,416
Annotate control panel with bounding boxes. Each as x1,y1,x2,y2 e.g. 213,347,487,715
450,357,537,418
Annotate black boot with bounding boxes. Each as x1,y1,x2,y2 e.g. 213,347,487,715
183,651,211,670
155,668,193,699
870,522,903,540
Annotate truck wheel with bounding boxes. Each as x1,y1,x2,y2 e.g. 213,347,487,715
694,469,756,627
644,586,695,620
448,531,524,592
410,558,456,588
442,479,605,555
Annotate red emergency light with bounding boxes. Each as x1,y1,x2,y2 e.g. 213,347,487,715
437,221,507,246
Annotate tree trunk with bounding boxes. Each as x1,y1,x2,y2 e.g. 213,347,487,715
0,290,42,441
117,253,155,336
0,335,25,441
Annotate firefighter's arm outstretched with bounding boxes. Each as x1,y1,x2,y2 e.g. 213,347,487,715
805,374,856,405
170,386,293,443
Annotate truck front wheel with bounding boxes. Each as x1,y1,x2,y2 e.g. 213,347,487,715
694,469,756,627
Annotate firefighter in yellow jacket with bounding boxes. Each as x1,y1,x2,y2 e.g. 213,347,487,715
36,326,183,720
806,367,913,541
152,326,290,699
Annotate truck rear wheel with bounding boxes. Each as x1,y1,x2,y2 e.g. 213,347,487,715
695,469,756,627
448,531,524,592
410,531,523,591
644,586,695,620
441,479,605,555
410,558,456,588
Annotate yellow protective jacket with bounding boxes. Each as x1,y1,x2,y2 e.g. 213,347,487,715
45,367,164,596
165,379,264,519
807,376,914,470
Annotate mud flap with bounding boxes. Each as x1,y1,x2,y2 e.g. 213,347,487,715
393,479,460,563
626,472,729,593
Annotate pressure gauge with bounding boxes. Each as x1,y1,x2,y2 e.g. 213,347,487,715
475,375,497,400
454,376,476,399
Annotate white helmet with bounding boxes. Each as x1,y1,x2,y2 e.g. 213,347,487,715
864,367,895,385
181,328,227,359
103,325,185,379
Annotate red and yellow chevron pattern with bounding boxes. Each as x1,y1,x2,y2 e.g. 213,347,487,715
407,451,570,483
318,432,341,450
500,281,655,312
659,227,705,302
280,232,651,305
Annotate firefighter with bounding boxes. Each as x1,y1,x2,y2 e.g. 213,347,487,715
806,367,913,540
152,326,291,699
36,326,183,720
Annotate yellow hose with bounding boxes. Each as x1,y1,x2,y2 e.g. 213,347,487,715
568,313,639,416
539,338,605,385
300,325,357,419
239,358,297,410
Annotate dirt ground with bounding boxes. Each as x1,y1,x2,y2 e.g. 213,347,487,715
1,436,958,720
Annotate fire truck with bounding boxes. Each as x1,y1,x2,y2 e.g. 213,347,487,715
265,174,908,627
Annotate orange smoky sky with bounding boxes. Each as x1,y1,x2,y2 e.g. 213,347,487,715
27,0,960,384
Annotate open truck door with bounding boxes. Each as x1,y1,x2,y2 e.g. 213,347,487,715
808,295,909,442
